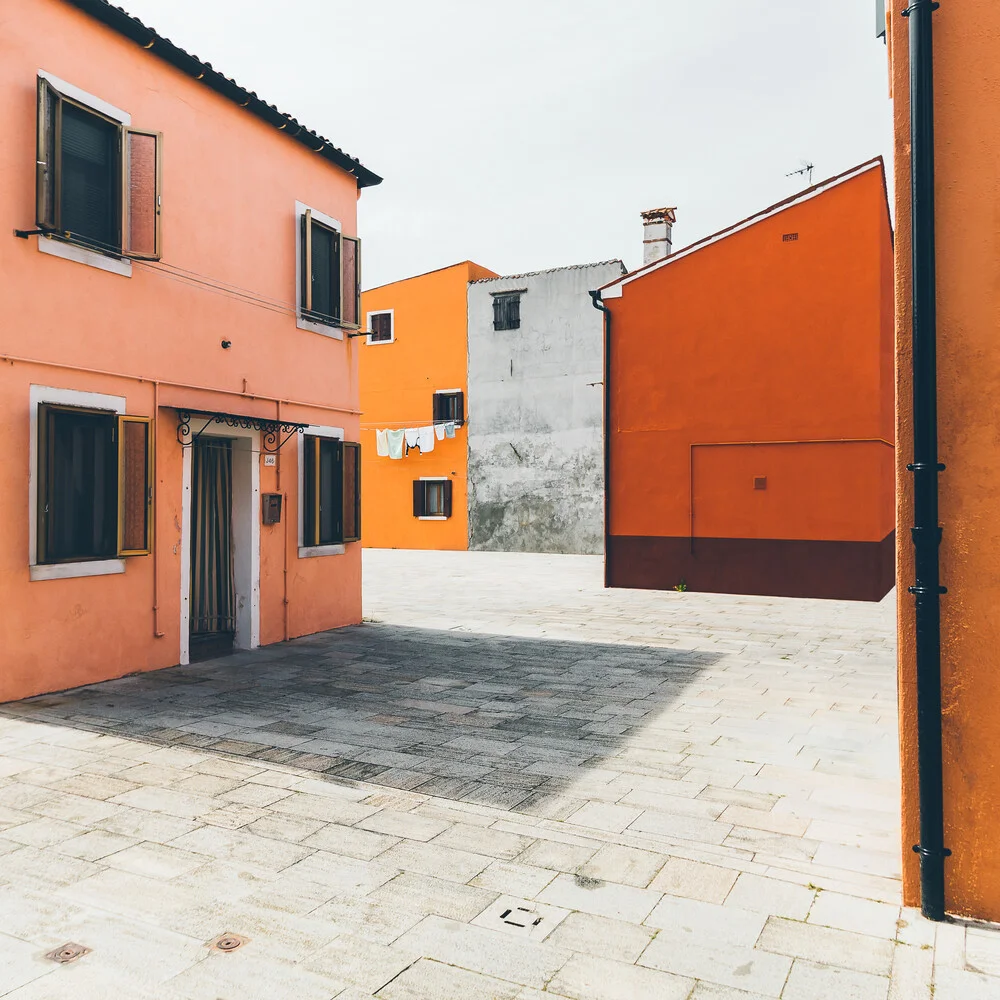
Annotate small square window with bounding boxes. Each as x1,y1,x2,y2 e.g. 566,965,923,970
413,479,453,518
432,390,464,426
368,312,393,343
493,292,521,331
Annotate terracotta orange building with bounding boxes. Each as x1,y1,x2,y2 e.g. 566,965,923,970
0,0,379,701
597,159,895,602
889,1,1000,922
359,262,496,550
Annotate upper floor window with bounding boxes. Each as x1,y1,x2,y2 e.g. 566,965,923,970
433,390,464,426
37,404,152,564
493,292,521,331
299,208,361,331
36,75,162,260
367,311,393,344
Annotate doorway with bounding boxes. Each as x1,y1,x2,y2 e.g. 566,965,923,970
189,437,236,661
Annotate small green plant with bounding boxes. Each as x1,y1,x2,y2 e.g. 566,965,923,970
674,579,688,592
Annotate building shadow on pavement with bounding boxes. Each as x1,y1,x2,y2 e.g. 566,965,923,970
0,624,721,815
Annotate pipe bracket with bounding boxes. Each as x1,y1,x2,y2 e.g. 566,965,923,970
908,584,948,595
907,462,946,472
901,2,940,16
913,844,952,858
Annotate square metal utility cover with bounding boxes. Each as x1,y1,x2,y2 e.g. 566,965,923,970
472,895,570,942
45,943,90,964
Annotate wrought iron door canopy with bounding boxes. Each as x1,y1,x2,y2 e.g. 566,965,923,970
176,410,309,452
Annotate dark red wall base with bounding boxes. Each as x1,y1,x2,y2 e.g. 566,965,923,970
607,532,895,602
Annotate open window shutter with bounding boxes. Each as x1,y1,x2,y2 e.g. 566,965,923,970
36,77,61,230
122,129,161,260
454,392,465,425
118,415,152,556
341,236,361,328
432,394,443,423
443,480,453,518
412,481,425,517
342,442,360,542
301,210,313,314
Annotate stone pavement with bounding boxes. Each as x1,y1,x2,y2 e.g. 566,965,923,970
0,549,996,999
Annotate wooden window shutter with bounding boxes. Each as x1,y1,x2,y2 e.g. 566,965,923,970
36,77,61,230
442,480,453,518
301,210,313,314
412,481,426,517
432,394,443,423
454,392,465,425
303,434,319,546
122,129,162,260
342,442,361,542
341,235,361,328
117,415,153,556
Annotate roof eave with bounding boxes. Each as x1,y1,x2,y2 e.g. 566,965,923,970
63,0,382,189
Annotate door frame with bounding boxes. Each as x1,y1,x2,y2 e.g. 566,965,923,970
179,423,260,664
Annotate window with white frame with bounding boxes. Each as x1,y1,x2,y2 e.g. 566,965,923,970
36,73,162,260
300,432,361,549
367,310,393,344
413,479,452,518
298,204,361,331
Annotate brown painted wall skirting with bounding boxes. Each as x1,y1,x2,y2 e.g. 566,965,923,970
607,532,895,602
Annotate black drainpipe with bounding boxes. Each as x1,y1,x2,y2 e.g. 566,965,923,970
903,0,950,921
590,290,611,588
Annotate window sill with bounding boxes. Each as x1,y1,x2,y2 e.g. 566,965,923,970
296,314,344,340
417,516,449,521
366,337,395,346
38,236,132,277
298,544,347,559
30,559,126,582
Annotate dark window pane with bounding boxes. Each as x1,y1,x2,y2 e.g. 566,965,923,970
310,222,340,323
60,103,119,251
433,391,464,425
370,313,392,342
43,408,117,562
425,482,445,516
318,438,337,543
304,435,318,545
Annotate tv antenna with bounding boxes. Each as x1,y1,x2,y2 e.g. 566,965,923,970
786,160,815,185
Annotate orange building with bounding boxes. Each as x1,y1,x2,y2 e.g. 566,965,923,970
359,262,496,550
889,2,1000,921
0,0,379,701
597,159,895,602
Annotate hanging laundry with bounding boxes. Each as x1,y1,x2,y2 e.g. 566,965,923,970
434,423,446,441
404,428,419,450
375,429,389,457
417,426,435,453
386,428,405,460
444,421,456,439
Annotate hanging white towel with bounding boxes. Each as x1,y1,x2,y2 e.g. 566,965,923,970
417,426,435,453
444,421,456,439
434,423,446,441
404,428,419,449
375,429,389,457
387,428,405,460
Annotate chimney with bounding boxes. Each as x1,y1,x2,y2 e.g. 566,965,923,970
641,206,677,265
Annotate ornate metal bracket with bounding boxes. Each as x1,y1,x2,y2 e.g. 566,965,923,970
176,410,309,453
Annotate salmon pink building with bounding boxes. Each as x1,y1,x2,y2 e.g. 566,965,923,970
0,0,381,701
597,159,895,602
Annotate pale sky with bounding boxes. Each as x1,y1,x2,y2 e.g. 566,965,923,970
116,0,892,289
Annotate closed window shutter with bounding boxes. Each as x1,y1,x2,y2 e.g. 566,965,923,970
443,480,453,518
342,442,361,542
432,394,443,423
493,297,502,331
413,481,425,517
118,415,152,555
123,129,161,260
303,434,319,545
301,211,312,314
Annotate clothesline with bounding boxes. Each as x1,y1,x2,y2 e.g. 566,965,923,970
359,420,465,429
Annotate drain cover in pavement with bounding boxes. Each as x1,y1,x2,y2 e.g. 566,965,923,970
45,943,90,964
208,933,248,953
472,896,570,942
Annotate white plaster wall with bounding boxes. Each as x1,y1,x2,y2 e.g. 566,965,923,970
466,261,624,554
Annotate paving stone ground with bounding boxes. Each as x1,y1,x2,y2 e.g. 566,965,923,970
0,549,996,999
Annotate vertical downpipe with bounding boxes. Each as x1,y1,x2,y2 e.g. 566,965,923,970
152,380,164,638
277,400,290,641
589,290,610,588
904,0,950,921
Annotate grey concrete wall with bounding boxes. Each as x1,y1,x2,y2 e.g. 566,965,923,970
467,261,624,554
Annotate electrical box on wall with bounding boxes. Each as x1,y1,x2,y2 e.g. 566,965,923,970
262,493,283,524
